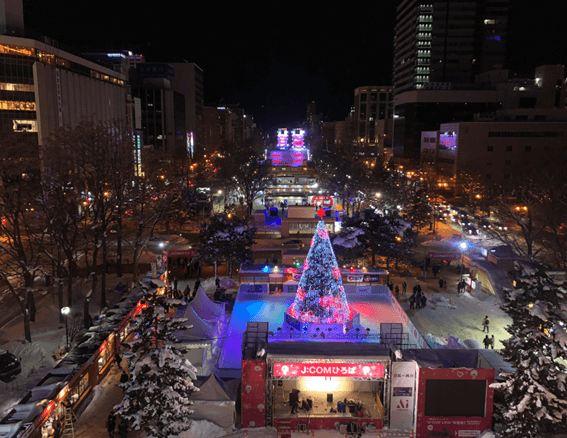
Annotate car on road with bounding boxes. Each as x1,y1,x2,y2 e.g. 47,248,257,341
282,239,304,248
463,225,481,236
0,349,21,382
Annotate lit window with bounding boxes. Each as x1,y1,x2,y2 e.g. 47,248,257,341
13,120,38,132
0,101,36,111
0,83,34,92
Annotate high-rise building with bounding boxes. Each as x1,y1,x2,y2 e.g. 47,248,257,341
0,36,128,172
353,86,392,157
393,0,509,94
127,61,203,160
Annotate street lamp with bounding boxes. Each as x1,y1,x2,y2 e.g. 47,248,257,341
61,306,70,350
459,242,468,282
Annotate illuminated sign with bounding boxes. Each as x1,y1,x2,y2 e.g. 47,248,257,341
439,131,457,150
273,362,385,378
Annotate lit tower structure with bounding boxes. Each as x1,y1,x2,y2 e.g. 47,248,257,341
285,212,360,334
291,128,305,150
277,128,289,149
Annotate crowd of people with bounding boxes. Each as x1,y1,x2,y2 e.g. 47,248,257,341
389,281,428,310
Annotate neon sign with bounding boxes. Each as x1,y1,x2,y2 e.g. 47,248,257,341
273,362,384,378
277,128,288,149
291,128,305,149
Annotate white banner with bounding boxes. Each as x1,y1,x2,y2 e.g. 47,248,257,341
390,361,418,430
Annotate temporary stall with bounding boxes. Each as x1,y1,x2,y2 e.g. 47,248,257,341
190,287,224,321
188,373,237,429
176,304,216,341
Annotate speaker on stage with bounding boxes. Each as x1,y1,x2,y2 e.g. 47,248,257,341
327,393,333,403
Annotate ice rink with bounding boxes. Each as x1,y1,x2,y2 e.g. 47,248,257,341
218,285,409,369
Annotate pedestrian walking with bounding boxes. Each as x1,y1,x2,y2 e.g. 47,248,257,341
402,280,407,294
118,420,128,438
483,335,490,349
194,278,201,293
490,335,495,349
107,411,116,436
438,278,443,289
183,285,191,301
416,291,422,309
421,294,427,308
416,283,422,294
115,352,123,371
482,316,490,333
409,294,416,310
394,285,400,297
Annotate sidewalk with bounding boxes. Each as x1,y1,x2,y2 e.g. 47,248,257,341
388,243,511,350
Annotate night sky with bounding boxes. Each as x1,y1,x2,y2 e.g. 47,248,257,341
21,1,567,133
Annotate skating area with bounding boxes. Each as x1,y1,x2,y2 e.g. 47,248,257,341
218,285,415,370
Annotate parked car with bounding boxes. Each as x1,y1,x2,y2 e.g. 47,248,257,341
0,349,21,382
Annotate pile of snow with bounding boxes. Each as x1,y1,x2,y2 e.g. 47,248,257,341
429,293,456,309
171,421,225,438
169,423,279,438
199,277,238,295
219,278,238,290
463,338,483,349
10,342,56,379
423,333,448,348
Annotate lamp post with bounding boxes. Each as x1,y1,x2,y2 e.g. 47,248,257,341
61,306,70,350
459,241,468,282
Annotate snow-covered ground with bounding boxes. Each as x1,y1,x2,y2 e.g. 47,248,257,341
1,266,510,438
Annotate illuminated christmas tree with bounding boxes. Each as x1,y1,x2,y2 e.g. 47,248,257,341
286,218,352,324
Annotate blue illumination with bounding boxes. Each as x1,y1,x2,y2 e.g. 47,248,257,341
262,265,269,273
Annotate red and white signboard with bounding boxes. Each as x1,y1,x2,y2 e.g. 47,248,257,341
416,367,495,438
273,362,385,378
390,361,418,430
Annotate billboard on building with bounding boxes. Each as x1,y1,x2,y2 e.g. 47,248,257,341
416,367,495,437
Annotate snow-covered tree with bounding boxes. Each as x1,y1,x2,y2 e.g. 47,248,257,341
333,208,416,271
196,214,256,277
492,263,567,437
115,292,199,438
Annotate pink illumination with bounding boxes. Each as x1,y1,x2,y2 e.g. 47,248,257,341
274,362,385,378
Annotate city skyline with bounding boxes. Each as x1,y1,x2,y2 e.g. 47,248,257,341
20,2,567,132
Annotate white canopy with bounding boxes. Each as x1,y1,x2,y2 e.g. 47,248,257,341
190,287,224,321
176,304,215,341
188,374,236,429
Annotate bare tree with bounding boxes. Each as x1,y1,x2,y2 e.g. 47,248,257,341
217,142,268,220
43,122,133,325
0,130,45,342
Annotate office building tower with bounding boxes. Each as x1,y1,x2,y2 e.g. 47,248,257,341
393,0,509,94
129,61,203,159
353,86,392,157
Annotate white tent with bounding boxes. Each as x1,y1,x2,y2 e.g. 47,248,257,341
189,374,236,429
176,303,216,341
190,287,224,321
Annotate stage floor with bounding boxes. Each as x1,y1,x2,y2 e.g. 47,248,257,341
273,389,382,419
218,286,409,369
